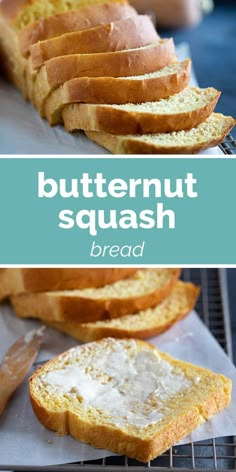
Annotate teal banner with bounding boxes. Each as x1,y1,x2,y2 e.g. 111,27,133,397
0,157,235,265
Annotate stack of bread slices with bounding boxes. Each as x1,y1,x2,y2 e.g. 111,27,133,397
0,268,199,341
0,0,235,154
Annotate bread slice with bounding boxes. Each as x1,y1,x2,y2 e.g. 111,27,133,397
18,3,137,56
30,15,158,69
86,113,236,154
29,337,232,462
32,40,177,115
47,281,200,342
63,87,220,135
45,60,191,126
0,268,138,301
0,0,127,32
11,268,181,323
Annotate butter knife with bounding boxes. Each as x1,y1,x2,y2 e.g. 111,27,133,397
0,326,45,416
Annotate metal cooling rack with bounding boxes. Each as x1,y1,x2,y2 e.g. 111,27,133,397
220,135,236,154
1,269,235,472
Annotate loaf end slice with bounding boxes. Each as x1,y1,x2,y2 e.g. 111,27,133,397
86,113,236,154
0,0,128,32
63,86,220,135
18,3,137,56
29,338,232,462
11,268,181,322
47,281,200,342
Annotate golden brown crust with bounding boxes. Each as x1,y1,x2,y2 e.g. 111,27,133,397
47,40,176,87
0,268,137,300
29,339,232,462
47,282,200,342
33,40,177,114
24,56,36,100
18,3,136,56
0,15,26,92
30,15,158,69
45,59,191,126
63,89,220,135
86,114,236,154
0,0,29,24
29,391,203,461
11,269,181,323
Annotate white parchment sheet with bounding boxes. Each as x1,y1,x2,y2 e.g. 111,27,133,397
0,303,235,467
0,43,222,155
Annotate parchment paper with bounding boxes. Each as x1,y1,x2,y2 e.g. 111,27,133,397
0,43,223,155
0,303,235,467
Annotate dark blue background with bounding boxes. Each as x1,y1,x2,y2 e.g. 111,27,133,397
162,0,236,138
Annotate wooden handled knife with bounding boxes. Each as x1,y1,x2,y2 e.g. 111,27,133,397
0,326,45,416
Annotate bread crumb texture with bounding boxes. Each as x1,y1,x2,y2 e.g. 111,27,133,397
121,61,188,80
119,113,234,146
51,268,179,299
102,87,217,113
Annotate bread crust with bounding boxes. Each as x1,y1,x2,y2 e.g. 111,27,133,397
47,40,176,86
63,88,220,135
29,339,232,462
30,15,158,69
0,15,26,93
86,114,236,154
47,282,200,342
33,40,177,115
18,3,136,56
45,59,191,126
11,269,181,323
0,268,137,300
0,0,29,25
0,0,128,30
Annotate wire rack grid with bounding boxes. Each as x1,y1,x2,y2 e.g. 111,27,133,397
220,135,236,154
1,269,235,472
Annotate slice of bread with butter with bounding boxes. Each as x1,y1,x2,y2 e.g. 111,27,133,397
29,337,232,462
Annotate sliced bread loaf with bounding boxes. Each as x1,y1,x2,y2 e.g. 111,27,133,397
45,59,191,125
30,15,158,69
18,2,136,56
86,113,236,154
30,337,232,462
0,268,137,300
32,40,177,115
11,268,181,323
63,87,220,135
47,281,200,342
25,14,158,102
